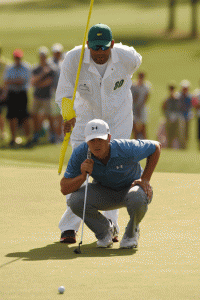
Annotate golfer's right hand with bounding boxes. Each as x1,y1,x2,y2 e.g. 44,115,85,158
81,159,94,176
63,118,76,134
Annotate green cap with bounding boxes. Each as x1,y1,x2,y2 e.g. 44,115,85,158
88,24,112,48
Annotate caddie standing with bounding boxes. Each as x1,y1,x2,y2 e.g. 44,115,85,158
55,23,142,243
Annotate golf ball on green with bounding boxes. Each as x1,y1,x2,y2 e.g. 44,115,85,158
58,286,65,294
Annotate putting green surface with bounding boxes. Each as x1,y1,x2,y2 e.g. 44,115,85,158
0,160,199,300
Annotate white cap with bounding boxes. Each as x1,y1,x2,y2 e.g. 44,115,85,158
38,46,49,56
180,80,190,88
84,119,110,143
52,43,64,53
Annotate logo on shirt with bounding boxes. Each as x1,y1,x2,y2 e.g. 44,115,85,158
114,79,124,90
79,84,90,92
116,165,123,169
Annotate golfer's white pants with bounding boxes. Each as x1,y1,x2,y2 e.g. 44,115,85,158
59,140,120,234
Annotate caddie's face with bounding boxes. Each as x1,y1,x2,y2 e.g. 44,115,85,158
87,40,114,65
87,135,111,159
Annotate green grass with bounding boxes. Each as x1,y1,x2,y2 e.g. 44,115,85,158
0,4,199,299
1,162,199,300
0,2,200,174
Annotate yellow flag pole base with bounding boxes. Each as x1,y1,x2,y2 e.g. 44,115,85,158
58,98,76,175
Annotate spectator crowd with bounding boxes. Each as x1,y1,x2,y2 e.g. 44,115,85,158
0,43,65,147
0,45,200,150
157,79,200,150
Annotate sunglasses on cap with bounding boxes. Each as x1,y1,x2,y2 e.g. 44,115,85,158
90,45,110,51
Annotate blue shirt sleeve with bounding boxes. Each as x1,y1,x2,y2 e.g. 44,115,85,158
131,139,156,162
115,139,156,162
64,143,88,178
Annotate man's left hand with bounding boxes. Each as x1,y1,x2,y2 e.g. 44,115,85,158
131,178,153,200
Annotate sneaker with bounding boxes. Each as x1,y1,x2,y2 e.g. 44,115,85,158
97,221,115,248
32,132,40,144
24,140,34,148
60,230,76,243
112,236,119,243
120,227,140,249
97,232,113,248
9,140,16,148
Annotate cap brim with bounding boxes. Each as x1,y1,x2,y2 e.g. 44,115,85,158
85,134,108,143
88,40,111,48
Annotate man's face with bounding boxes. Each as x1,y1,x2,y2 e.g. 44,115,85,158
182,87,189,95
39,53,47,64
87,40,114,65
87,136,110,159
53,51,62,61
13,56,21,65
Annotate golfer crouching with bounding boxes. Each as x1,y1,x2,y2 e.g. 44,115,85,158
60,119,161,248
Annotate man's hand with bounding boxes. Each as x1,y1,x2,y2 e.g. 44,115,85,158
63,118,76,134
43,66,51,75
81,159,94,177
131,178,153,200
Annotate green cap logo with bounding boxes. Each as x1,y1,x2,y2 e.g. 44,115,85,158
88,24,112,48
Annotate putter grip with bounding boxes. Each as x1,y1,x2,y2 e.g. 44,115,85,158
87,150,91,160
86,150,91,174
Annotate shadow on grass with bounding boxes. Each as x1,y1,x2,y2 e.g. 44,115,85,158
5,242,137,263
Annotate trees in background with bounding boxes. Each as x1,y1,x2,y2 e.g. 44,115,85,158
191,0,199,37
167,0,176,32
167,0,199,37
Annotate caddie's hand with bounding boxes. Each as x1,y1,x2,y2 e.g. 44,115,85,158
81,159,94,177
131,178,153,200
63,118,76,134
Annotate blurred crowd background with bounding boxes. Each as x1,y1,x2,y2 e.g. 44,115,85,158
0,43,200,150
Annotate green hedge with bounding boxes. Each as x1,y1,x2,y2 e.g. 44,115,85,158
0,0,190,11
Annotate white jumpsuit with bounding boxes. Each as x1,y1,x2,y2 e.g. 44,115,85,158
56,43,142,233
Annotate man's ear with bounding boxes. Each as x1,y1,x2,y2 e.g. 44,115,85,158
111,40,115,48
108,134,111,142
87,41,89,48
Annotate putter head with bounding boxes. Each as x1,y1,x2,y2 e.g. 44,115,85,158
74,242,82,254
74,247,81,254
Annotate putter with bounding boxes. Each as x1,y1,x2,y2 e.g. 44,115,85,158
74,150,91,254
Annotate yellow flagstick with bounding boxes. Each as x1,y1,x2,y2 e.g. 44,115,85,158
58,0,94,175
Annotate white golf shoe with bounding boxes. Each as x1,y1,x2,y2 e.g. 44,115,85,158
97,222,115,248
120,228,140,249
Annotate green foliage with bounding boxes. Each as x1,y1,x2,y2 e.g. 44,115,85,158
0,0,191,11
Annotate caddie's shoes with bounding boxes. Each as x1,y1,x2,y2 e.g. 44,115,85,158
60,230,76,243
112,236,119,242
120,227,140,249
112,225,119,242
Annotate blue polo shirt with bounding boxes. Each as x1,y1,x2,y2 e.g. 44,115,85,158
4,62,31,92
64,139,156,191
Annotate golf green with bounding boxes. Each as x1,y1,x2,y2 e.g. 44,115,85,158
0,160,199,299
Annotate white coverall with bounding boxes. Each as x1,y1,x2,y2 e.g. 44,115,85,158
56,43,142,233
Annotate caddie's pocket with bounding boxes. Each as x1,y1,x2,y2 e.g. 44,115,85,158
78,80,93,97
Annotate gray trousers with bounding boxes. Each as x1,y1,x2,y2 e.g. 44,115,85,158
67,182,152,240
